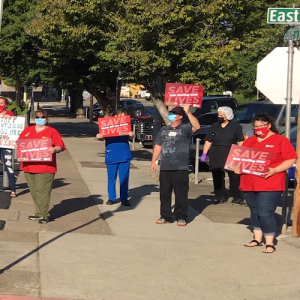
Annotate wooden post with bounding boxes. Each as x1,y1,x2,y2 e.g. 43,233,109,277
89,94,93,124
292,109,300,237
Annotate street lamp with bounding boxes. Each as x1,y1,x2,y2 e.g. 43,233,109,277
115,70,123,110
30,83,35,117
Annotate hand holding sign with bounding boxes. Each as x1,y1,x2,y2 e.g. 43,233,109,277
17,139,53,162
224,144,273,177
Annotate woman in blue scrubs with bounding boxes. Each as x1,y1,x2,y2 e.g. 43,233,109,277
96,110,133,206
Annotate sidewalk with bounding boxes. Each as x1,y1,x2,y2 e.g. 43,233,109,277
0,102,300,300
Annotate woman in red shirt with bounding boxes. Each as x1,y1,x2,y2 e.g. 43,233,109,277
236,113,297,253
17,109,66,224
0,96,17,197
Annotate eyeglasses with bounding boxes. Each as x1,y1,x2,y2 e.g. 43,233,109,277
35,116,46,119
169,112,180,115
253,123,268,129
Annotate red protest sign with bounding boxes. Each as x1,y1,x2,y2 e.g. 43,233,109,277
98,115,132,137
17,139,52,162
164,83,203,108
224,144,273,177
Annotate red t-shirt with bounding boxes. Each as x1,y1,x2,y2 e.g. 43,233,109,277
5,111,15,116
18,126,66,173
239,134,297,191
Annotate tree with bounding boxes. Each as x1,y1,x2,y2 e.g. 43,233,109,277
0,0,41,106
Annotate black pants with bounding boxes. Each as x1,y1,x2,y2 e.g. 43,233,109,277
212,168,241,199
159,170,189,222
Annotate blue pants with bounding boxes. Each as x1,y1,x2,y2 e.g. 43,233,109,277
106,161,130,202
0,148,16,192
244,191,282,236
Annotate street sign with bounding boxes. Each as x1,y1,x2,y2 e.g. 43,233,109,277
256,47,300,104
268,8,300,24
284,25,300,40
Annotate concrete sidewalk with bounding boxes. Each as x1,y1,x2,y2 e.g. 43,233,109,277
0,102,300,300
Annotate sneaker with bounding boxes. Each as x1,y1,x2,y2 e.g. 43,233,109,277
38,217,49,224
233,199,248,207
177,219,187,226
106,200,115,205
28,215,40,221
216,197,227,204
231,198,241,204
121,200,131,206
156,218,171,224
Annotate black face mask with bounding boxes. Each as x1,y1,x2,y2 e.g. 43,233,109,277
218,117,225,123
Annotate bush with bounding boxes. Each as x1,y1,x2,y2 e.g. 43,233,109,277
7,101,29,116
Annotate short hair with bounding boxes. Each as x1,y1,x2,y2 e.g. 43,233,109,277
112,109,127,116
35,108,48,118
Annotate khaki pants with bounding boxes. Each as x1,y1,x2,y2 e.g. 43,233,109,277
25,173,55,219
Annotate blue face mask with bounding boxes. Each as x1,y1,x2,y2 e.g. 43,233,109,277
168,113,177,123
35,118,47,126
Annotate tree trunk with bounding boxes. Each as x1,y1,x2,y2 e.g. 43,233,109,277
68,86,84,113
88,86,116,116
153,98,170,125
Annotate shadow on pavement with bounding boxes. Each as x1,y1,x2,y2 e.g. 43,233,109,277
101,184,159,221
0,215,104,275
49,194,102,221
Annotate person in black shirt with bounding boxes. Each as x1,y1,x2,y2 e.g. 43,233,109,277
201,106,244,204
151,105,200,226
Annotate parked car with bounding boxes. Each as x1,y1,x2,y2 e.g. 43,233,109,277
119,98,145,118
233,100,298,138
191,95,238,117
92,103,104,120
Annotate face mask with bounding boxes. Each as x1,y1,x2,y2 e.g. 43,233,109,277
35,118,47,126
254,126,269,138
218,117,225,123
0,105,6,113
168,113,177,123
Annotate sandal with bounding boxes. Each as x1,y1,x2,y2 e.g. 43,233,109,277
262,245,276,254
244,239,263,247
10,191,17,198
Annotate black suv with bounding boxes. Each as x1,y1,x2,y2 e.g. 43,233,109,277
135,95,238,146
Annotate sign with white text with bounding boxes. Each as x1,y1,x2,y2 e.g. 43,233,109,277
224,144,273,177
268,8,300,24
17,139,52,162
164,83,203,107
98,115,132,137
0,116,26,149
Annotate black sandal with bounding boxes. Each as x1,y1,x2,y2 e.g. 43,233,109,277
244,239,263,247
262,245,276,253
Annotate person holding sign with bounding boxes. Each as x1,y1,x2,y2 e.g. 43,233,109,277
96,109,133,207
0,96,17,197
151,105,200,226
201,106,244,204
16,109,66,224
234,113,297,253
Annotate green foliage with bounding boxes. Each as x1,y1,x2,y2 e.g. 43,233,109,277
7,101,29,116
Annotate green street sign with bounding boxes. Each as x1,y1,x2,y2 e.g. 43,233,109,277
284,25,300,40
268,8,300,24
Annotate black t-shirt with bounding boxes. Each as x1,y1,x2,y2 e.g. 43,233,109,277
205,121,244,146
155,123,192,170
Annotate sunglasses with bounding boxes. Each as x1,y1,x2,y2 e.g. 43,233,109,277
35,116,46,119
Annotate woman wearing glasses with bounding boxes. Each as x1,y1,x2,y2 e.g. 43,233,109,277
16,109,66,224
235,113,297,253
